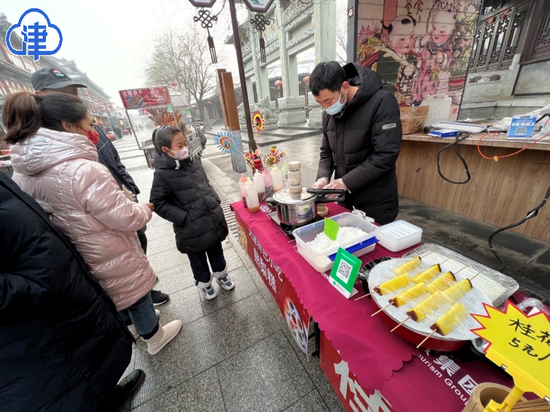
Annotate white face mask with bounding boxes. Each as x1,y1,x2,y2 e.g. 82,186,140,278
324,88,347,116
166,147,189,160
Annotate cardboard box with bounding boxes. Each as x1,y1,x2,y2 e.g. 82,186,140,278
400,106,430,135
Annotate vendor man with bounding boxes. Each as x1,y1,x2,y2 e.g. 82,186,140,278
310,61,402,224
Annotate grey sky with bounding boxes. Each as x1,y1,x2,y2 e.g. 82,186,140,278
2,0,242,103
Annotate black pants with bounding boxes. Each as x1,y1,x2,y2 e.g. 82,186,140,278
137,230,147,254
187,241,226,285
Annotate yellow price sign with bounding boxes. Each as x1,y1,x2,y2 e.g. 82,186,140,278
472,302,550,399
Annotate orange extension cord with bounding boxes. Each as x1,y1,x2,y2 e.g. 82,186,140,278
477,132,550,161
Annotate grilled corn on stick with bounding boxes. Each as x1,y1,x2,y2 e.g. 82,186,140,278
411,264,441,284
390,283,428,307
430,303,469,335
375,274,411,295
407,291,450,322
426,272,456,293
394,256,421,275
442,279,472,302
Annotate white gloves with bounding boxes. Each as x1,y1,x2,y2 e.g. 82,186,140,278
312,177,329,189
324,178,348,191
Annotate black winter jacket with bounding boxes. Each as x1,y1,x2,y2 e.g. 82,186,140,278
149,153,228,254
0,173,132,411
316,63,402,224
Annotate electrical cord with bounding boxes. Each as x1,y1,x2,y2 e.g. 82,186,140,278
437,132,472,184
488,185,550,272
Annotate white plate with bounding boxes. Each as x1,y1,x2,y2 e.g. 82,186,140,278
368,258,492,340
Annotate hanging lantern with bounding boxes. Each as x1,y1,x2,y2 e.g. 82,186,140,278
192,8,219,64
275,80,282,87
303,76,310,84
249,13,271,63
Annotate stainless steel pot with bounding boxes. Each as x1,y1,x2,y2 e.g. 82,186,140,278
266,188,346,228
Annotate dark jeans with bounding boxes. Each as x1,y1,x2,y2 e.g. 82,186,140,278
118,292,159,339
187,241,226,287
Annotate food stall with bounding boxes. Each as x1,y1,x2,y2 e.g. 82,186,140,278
231,199,538,411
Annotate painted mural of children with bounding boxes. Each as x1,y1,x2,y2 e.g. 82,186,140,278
374,15,419,104
411,1,458,104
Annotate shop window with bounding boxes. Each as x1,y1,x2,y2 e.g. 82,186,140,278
470,0,527,72
523,8,550,63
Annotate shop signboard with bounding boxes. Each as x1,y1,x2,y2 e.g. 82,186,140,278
235,213,310,355
187,0,216,7
119,86,171,109
242,0,274,13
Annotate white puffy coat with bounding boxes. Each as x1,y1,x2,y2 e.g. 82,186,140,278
10,128,156,311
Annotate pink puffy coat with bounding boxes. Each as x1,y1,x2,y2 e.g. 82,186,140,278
10,128,156,311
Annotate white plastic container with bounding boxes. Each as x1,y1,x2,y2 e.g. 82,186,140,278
293,212,379,272
377,220,422,252
421,94,452,127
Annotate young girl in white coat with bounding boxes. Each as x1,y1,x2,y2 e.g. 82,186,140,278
4,92,181,355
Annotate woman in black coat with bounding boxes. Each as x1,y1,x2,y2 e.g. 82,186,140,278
0,172,140,411
149,126,233,301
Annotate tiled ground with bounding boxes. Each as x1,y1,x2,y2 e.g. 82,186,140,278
114,135,345,411
114,123,550,410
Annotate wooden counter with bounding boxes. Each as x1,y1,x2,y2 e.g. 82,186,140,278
396,132,550,242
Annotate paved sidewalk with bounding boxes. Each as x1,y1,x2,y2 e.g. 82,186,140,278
114,135,345,412
113,124,550,410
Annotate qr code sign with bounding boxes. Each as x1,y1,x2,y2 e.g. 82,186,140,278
515,126,526,135
336,260,352,283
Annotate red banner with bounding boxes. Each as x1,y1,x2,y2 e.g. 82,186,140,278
119,86,171,109
235,211,310,354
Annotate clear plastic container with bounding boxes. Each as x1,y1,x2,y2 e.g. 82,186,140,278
293,212,379,272
377,220,422,252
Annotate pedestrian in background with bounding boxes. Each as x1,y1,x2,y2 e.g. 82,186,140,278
149,126,234,300
4,92,182,355
31,67,170,307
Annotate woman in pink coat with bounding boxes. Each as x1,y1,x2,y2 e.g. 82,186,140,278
4,92,181,355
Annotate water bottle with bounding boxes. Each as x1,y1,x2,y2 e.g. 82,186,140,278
253,170,266,202
262,168,273,198
245,178,260,213
271,166,283,193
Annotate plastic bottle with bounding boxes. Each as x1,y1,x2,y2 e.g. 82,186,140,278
253,170,266,202
262,168,273,198
245,178,260,213
281,161,289,191
271,166,283,192
239,174,248,208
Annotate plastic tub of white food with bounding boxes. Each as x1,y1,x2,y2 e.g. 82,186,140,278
377,220,422,252
293,212,379,272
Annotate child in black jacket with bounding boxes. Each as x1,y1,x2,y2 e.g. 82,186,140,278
149,126,234,300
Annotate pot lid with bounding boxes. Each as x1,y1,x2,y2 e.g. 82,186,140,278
273,188,316,204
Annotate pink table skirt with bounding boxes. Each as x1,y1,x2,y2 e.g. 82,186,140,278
231,201,513,411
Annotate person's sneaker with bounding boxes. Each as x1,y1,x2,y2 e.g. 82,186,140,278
216,274,235,291
110,369,146,410
128,309,160,339
201,285,218,300
151,290,169,306
145,320,183,355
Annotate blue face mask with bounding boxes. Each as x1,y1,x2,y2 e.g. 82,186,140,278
324,89,347,115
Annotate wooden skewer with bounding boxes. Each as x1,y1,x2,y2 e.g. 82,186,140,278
455,265,469,274
416,331,436,348
371,303,392,317
354,292,372,301
511,405,550,412
391,316,411,332
511,398,550,411
470,271,482,281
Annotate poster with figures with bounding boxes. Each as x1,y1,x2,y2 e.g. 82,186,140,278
355,0,480,118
